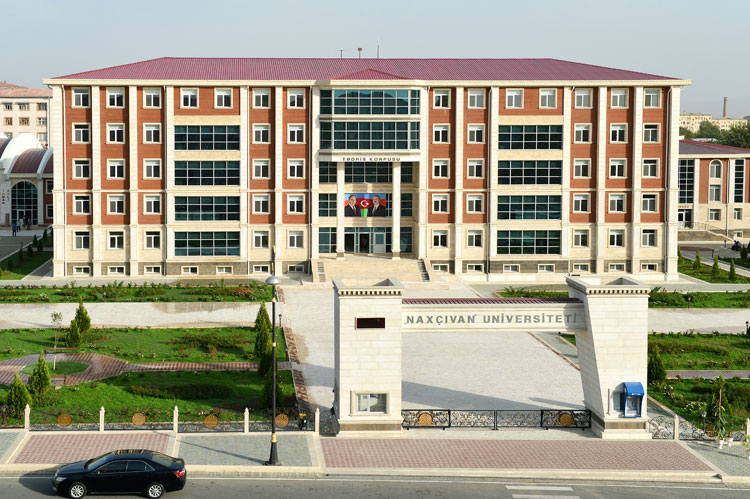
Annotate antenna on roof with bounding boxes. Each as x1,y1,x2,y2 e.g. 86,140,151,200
339,49,343,59
377,40,380,59
358,48,362,59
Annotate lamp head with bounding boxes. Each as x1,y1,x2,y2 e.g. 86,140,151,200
265,275,281,286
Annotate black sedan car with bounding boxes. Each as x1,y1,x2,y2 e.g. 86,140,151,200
52,449,186,499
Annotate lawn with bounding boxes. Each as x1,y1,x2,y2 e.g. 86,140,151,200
678,258,750,284
721,256,750,271
0,370,296,424
495,286,569,299
20,361,88,376
0,326,288,363
0,281,271,303
0,250,52,280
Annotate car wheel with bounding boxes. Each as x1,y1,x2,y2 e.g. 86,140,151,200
146,482,165,499
68,482,87,499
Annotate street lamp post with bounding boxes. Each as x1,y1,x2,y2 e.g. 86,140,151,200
265,274,281,466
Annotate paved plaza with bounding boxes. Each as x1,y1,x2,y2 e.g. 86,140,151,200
12,432,171,464
177,434,314,467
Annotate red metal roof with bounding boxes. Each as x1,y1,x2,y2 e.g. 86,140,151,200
42,151,53,175
679,139,750,156
51,57,678,82
0,87,51,98
10,149,46,174
403,297,580,305
0,138,10,157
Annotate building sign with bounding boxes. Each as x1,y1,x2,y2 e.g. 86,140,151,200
341,156,403,162
344,193,388,217
402,307,586,331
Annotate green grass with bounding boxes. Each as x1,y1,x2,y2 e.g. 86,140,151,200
648,288,750,308
678,258,749,284
561,333,576,346
0,281,271,303
495,286,569,299
0,250,52,280
0,370,295,423
20,361,88,376
0,327,287,363
721,256,750,271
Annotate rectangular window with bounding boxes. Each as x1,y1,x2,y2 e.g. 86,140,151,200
642,194,657,212
679,159,695,203
144,88,161,108
252,265,270,273
611,89,627,108
400,193,414,218
288,159,304,179
288,124,305,143
254,231,269,248
144,159,161,179
288,264,304,273
538,264,555,273
215,88,232,108
175,160,240,186
320,89,420,115
38,132,48,142
3,117,11,125
467,263,484,272
609,229,624,247
573,263,589,272
253,89,270,108
609,194,625,213
734,159,745,203
253,194,270,214
467,89,485,108
609,263,625,272
19,117,29,126
497,195,562,220
181,266,198,275
74,195,90,214
144,266,161,274
318,193,337,217
145,231,161,249
642,229,656,247
539,89,557,108
175,125,240,150
709,185,721,202
108,195,125,214
506,89,523,108
432,194,448,213
467,124,485,143
432,159,449,178
174,232,240,256
73,123,90,143
573,229,589,247
253,124,270,143
503,264,520,273
216,266,233,275
573,194,589,213
37,117,47,126
574,159,590,178
320,121,420,150
355,393,387,413
318,227,336,254
433,124,450,143
641,263,657,272
643,159,658,178
644,89,661,108
144,124,161,143
610,124,627,143
1,102,10,111
343,161,398,183
74,231,90,249
709,161,722,179
45,180,53,194
433,89,450,108
253,159,270,179
144,195,161,215
574,124,591,143
575,88,592,108
467,194,483,213
709,209,721,221
467,230,482,247
609,159,626,178
108,231,124,249
432,230,448,247
497,161,562,185
497,230,561,255
175,196,240,221
433,264,449,272
73,88,90,107
107,123,124,143
467,159,484,178
288,89,305,108
73,159,90,179
107,88,124,107
37,102,47,111
498,125,563,150
73,266,91,275
644,124,660,143
181,88,198,108
288,230,304,248
734,208,742,220
288,194,304,214
108,159,125,179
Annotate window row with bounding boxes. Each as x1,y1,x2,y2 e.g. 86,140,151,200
3,117,47,126
320,121,420,150
1,102,46,111
318,162,414,184
571,193,661,214
498,125,563,150
71,123,161,144
174,232,240,256
174,196,240,221
320,89,419,115
175,125,240,150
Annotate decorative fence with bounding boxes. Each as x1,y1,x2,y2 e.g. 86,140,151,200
401,409,591,430
648,414,749,442
18,405,317,433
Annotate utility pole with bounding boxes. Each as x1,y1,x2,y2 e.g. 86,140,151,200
339,49,343,59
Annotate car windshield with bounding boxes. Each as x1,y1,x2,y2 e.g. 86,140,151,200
84,453,111,470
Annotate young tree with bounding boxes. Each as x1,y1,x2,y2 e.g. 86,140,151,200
6,373,32,418
253,304,272,357
729,259,737,282
647,347,667,386
693,250,701,270
27,244,33,257
51,311,63,370
677,246,683,264
65,320,82,349
741,247,748,261
259,372,284,410
73,299,91,338
709,375,734,440
258,333,273,377
28,352,51,395
711,256,720,277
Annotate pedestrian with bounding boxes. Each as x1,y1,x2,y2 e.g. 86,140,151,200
746,321,750,337
25,216,30,230
11,221,17,236
18,217,23,232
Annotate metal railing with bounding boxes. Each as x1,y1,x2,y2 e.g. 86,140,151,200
402,409,591,430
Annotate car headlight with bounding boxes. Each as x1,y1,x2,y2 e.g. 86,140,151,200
54,476,66,483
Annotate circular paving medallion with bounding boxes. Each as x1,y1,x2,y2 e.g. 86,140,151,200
203,414,219,429
418,412,433,426
275,414,290,428
132,412,146,427
57,413,72,427
558,412,574,427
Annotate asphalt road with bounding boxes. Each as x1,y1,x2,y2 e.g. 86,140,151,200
5,476,750,499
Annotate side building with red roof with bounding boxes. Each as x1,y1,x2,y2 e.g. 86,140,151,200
0,132,54,227
43,57,690,280
0,83,51,146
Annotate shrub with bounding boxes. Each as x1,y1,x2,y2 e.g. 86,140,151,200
711,256,720,277
708,376,733,439
693,250,701,270
259,374,284,410
28,352,51,395
72,299,91,338
27,245,33,257
742,247,748,261
677,246,683,264
254,304,272,356
32,235,38,246
36,239,42,251
42,229,48,242
648,347,667,385
258,336,273,376
6,373,32,418
65,321,82,349
174,332,246,353
729,259,737,282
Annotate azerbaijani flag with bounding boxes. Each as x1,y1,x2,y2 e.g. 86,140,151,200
358,198,371,217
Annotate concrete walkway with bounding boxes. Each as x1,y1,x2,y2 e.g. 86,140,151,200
649,308,750,333
668,370,750,379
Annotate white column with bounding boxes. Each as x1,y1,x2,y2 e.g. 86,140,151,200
631,87,644,271
453,87,464,272
310,87,321,259
392,161,401,258
692,157,700,229
561,87,572,263
273,86,284,268
336,161,345,258
488,87,499,265
128,86,139,276
417,87,429,259
240,86,249,262
164,86,174,269
665,87,681,278
595,86,608,274
91,86,102,277
51,85,65,277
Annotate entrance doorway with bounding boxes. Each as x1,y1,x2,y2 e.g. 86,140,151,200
678,209,693,228
359,233,370,253
11,181,38,226
344,227,391,254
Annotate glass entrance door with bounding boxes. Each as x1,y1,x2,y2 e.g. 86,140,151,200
373,232,386,253
358,233,370,253
345,233,356,252
678,209,692,228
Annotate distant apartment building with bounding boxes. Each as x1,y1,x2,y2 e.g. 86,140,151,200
0,82,52,146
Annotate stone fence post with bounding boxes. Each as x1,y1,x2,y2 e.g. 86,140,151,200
244,408,249,434
315,408,320,434
99,407,105,432
746,418,750,438
24,404,30,430
673,415,679,441
173,406,179,434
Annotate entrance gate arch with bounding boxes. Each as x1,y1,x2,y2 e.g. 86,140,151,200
333,276,651,439
11,180,38,226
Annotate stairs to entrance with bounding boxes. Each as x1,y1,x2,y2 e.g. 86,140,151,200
318,256,431,283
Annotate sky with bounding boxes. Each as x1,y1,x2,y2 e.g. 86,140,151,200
4,0,749,118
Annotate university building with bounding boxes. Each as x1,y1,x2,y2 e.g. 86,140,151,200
0,82,51,146
44,58,689,280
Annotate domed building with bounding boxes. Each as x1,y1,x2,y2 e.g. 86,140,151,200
0,132,53,227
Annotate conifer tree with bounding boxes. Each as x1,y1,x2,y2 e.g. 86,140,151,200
729,259,737,282
65,320,82,349
6,373,32,418
711,256,720,277
73,299,91,338
693,250,701,270
28,352,51,395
